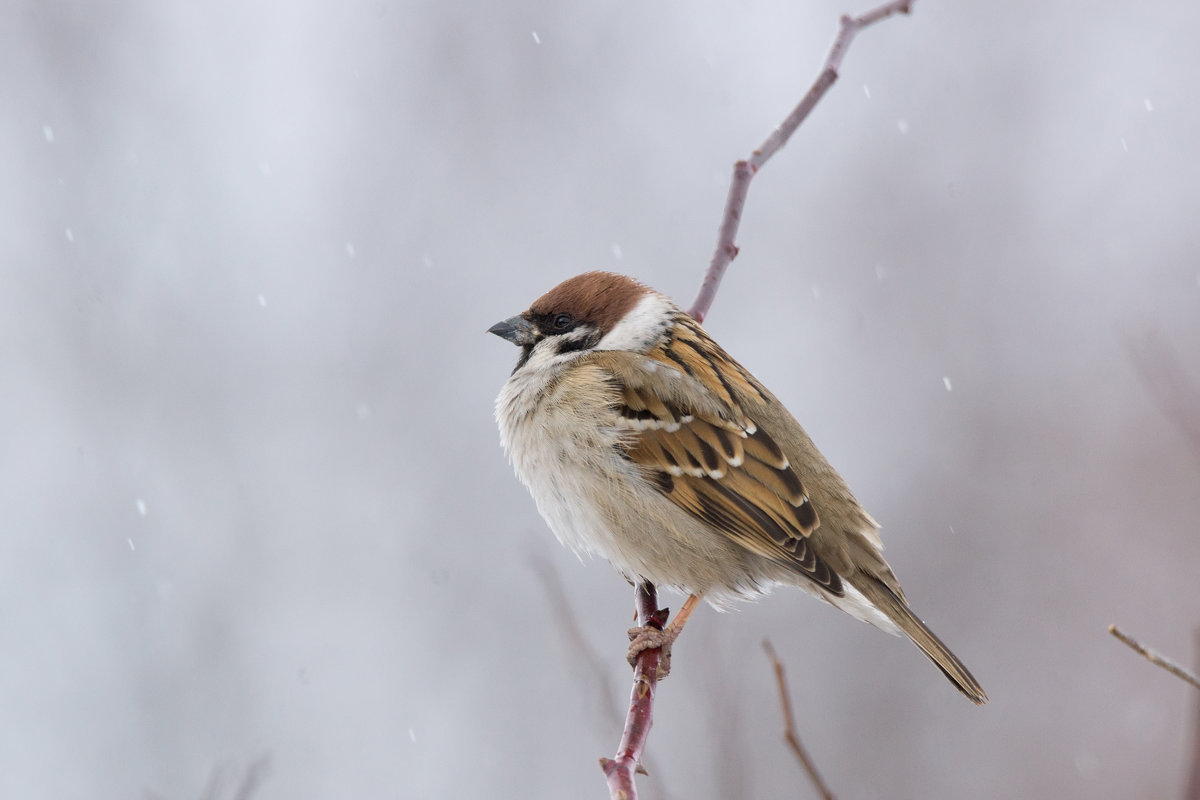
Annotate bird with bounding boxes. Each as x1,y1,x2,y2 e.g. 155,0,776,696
489,271,986,704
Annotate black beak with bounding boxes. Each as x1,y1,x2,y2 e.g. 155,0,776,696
488,314,537,346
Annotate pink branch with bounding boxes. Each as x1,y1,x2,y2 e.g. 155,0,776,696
600,583,668,799
688,0,915,323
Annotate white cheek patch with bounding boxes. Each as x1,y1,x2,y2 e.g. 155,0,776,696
597,292,676,352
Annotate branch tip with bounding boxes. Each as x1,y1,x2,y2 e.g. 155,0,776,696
688,0,914,322
1110,624,1200,691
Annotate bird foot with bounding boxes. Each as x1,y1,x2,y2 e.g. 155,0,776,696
627,625,679,680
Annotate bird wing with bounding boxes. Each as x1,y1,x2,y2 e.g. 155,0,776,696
584,322,844,595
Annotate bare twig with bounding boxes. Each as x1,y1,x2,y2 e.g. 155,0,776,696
689,0,915,322
601,582,669,800
1109,625,1200,691
763,639,836,800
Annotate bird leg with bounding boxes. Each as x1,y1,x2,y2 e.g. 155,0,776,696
626,594,701,679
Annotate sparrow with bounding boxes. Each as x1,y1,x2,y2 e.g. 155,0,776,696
490,271,986,704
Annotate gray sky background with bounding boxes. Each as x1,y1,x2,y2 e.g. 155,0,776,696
4,1,1199,798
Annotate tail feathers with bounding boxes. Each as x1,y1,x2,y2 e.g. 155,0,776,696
855,577,988,705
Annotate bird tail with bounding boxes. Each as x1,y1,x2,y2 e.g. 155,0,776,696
855,577,988,705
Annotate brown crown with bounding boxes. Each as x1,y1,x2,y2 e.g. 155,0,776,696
528,272,649,334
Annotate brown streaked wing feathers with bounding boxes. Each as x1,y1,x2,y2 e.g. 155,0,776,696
660,316,769,405
590,345,841,596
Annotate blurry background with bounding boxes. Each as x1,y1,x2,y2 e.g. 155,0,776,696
3,0,1198,797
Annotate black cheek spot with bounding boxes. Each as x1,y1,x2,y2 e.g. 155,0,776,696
554,329,602,355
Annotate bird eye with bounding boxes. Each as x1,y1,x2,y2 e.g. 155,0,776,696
553,313,573,330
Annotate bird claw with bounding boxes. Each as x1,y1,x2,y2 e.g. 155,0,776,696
627,625,678,679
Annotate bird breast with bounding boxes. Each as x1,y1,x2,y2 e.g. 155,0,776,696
496,361,768,599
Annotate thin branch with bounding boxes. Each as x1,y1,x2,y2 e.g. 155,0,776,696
763,639,836,800
689,0,915,323
600,582,669,800
1109,625,1200,691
